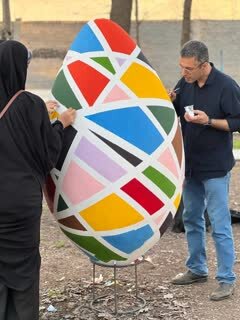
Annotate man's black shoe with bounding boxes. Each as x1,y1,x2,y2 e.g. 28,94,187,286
171,270,208,285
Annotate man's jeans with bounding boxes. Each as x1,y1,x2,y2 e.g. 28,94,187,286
182,173,236,284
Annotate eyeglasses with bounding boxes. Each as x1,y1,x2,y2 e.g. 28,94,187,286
179,62,205,73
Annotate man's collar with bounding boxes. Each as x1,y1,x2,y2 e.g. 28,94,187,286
193,62,216,88
204,62,216,86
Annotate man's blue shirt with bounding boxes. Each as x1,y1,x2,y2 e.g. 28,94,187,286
173,63,240,180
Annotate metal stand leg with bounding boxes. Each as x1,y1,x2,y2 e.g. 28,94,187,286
90,259,146,315
92,262,96,300
114,263,118,314
135,262,138,298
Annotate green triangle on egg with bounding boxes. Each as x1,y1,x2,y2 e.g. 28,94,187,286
91,57,116,74
52,70,82,110
147,105,175,134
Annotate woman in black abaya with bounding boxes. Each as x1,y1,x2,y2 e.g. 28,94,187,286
0,40,76,320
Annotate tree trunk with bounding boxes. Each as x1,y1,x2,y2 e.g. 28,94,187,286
135,0,140,45
181,0,192,47
110,0,133,34
1,0,12,40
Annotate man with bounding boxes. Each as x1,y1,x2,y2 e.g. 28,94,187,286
169,40,240,301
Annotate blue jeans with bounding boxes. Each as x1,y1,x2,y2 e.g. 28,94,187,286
183,173,236,284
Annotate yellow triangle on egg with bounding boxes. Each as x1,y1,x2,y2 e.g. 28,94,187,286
80,193,144,231
121,62,170,101
174,193,181,210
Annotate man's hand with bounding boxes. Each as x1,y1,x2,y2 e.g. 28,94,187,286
168,89,177,102
184,109,209,124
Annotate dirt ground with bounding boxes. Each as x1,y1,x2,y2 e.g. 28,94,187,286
39,161,240,320
26,57,240,319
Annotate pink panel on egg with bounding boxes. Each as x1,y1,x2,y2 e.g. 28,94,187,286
103,85,130,103
157,148,179,178
62,161,105,205
154,211,169,227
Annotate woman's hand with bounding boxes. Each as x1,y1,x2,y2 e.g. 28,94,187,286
58,108,76,128
46,100,58,114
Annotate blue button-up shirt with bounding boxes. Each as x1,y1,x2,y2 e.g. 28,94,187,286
173,63,240,180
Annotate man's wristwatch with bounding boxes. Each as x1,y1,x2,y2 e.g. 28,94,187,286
204,117,212,126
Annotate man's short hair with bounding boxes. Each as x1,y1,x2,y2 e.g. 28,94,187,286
181,40,209,63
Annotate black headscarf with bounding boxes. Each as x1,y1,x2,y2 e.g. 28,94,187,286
0,39,64,186
0,40,28,111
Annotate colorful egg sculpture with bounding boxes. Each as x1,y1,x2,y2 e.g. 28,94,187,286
45,18,185,266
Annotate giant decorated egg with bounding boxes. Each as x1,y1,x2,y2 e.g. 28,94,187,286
45,18,185,266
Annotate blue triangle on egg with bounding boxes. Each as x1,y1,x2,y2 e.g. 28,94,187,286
70,24,104,53
103,224,154,254
86,107,163,154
